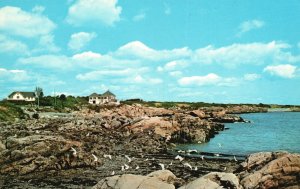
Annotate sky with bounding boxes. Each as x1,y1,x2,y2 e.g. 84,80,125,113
0,0,300,104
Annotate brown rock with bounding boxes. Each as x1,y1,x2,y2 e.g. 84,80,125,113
238,152,300,189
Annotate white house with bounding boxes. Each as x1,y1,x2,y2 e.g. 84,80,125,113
7,91,36,102
89,90,117,105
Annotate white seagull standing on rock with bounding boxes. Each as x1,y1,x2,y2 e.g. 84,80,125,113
200,155,205,160
121,166,125,171
125,155,132,163
234,156,237,162
124,164,130,170
111,171,115,175
103,154,112,160
175,155,184,162
92,154,98,162
158,163,165,170
71,147,77,156
135,165,140,170
183,162,193,170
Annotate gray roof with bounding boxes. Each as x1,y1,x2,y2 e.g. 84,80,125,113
102,90,116,97
8,91,36,98
89,90,116,97
89,93,101,97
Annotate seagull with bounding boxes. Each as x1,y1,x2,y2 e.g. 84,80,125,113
183,162,193,170
194,166,198,171
168,161,173,166
158,163,165,170
135,165,140,170
104,154,112,160
165,135,171,142
92,154,98,162
175,155,184,162
71,147,77,156
144,158,149,161
218,143,222,148
124,164,130,170
224,167,227,171
200,155,205,160
233,156,237,162
121,166,125,171
86,132,90,137
125,155,132,163
111,171,115,175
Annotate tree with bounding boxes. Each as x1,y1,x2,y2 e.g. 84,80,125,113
35,87,43,108
59,94,67,108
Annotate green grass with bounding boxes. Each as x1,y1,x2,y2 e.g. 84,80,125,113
0,101,26,121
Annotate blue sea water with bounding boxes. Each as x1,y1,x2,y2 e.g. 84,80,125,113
177,112,300,156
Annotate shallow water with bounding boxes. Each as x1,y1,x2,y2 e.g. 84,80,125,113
177,112,300,156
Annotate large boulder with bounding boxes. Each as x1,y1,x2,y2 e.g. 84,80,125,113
238,152,300,189
92,170,180,189
179,172,242,189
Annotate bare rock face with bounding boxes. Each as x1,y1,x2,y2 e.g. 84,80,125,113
238,152,300,189
92,170,181,189
178,172,242,189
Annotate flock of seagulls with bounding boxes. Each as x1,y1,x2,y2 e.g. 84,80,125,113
69,145,239,176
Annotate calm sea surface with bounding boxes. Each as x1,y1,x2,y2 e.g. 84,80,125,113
177,112,300,156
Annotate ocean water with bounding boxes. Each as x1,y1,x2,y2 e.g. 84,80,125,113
177,112,300,156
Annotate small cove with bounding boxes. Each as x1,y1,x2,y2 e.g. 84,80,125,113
176,112,300,156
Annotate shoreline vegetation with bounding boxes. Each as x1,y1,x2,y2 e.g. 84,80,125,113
0,98,299,188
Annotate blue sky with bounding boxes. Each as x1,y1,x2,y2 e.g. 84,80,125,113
0,0,300,104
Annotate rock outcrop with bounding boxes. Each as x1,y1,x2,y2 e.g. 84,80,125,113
92,170,183,189
179,172,242,189
238,152,300,189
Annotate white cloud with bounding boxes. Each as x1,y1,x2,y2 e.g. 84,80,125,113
263,64,297,78
76,67,149,81
72,51,138,69
32,5,45,14
178,73,239,86
244,73,261,81
178,73,221,86
126,75,162,84
133,12,146,22
237,19,264,36
36,34,60,53
115,41,191,61
18,55,72,69
169,71,182,77
0,35,28,54
0,6,56,38
68,32,97,51
0,68,30,82
192,41,297,68
162,60,188,71
66,0,122,26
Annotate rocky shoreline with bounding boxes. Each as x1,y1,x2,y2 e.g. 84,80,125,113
0,104,299,188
